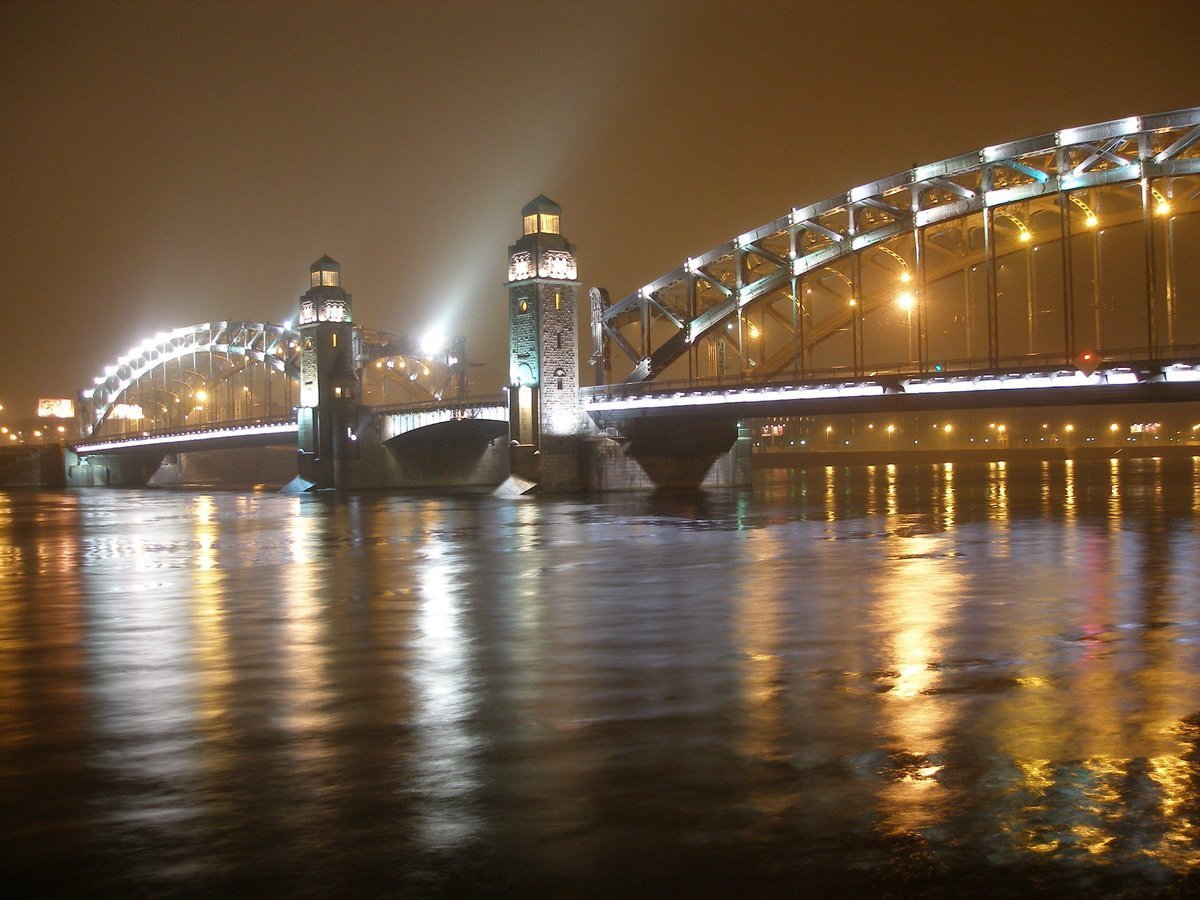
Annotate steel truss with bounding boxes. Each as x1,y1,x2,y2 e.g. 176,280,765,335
596,107,1200,385
83,322,457,437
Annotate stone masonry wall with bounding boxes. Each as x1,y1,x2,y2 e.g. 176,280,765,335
538,282,580,434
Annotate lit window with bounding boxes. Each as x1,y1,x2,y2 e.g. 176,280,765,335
539,213,560,234
320,270,339,287
519,299,528,313
331,333,337,347
311,272,320,287
555,291,561,310
334,386,342,398
523,214,538,236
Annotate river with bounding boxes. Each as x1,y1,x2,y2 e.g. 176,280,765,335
2,459,1199,895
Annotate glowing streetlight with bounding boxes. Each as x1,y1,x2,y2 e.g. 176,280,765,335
878,246,911,283
194,389,209,403
998,210,1032,243
747,322,761,340
1071,196,1098,228
1151,187,1171,216
897,291,915,312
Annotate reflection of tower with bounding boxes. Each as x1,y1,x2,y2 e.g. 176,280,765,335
297,255,361,487
506,196,581,446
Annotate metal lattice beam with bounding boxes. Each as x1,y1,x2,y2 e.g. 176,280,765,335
601,106,1200,384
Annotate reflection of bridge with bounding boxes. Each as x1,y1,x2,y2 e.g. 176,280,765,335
71,108,1200,490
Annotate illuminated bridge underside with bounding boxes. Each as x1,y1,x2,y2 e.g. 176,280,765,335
603,107,1200,386
582,360,1200,426
379,398,508,445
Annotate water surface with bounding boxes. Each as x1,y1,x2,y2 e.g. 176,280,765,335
2,460,1199,895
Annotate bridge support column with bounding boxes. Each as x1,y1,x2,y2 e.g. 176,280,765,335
64,451,163,487
580,421,752,492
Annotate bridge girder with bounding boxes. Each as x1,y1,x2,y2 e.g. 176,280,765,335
83,321,305,436
600,107,1200,386
84,321,460,437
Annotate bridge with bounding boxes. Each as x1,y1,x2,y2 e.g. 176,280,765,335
70,107,1200,490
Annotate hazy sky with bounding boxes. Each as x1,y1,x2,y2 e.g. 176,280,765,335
2,0,1198,417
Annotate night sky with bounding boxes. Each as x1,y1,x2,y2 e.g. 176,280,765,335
2,0,1198,418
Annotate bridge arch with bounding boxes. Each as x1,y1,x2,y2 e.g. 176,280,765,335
83,321,462,437
598,107,1200,386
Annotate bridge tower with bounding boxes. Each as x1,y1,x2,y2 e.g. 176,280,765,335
505,196,582,451
296,255,361,488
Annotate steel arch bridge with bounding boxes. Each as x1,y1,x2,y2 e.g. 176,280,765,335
594,107,1200,388
81,320,460,439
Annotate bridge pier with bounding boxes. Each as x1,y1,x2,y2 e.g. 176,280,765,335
64,450,164,487
577,423,752,492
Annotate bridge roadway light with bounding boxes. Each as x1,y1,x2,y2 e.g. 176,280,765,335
1152,187,1171,216
1070,196,1099,229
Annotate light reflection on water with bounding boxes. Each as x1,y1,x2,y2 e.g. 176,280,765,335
1,459,1199,894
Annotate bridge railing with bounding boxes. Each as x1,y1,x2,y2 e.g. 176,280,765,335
74,414,297,450
580,345,1200,404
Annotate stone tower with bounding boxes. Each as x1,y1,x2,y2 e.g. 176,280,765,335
296,255,361,487
505,196,581,446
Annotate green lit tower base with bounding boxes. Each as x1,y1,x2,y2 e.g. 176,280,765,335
506,197,582,463
296,255,361,489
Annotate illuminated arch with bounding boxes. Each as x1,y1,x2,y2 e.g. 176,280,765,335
83,321,460,436
83,322,302,435
600,107,1200,383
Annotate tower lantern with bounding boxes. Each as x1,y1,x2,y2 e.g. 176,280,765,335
299,254,352,325
506,196,581,445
